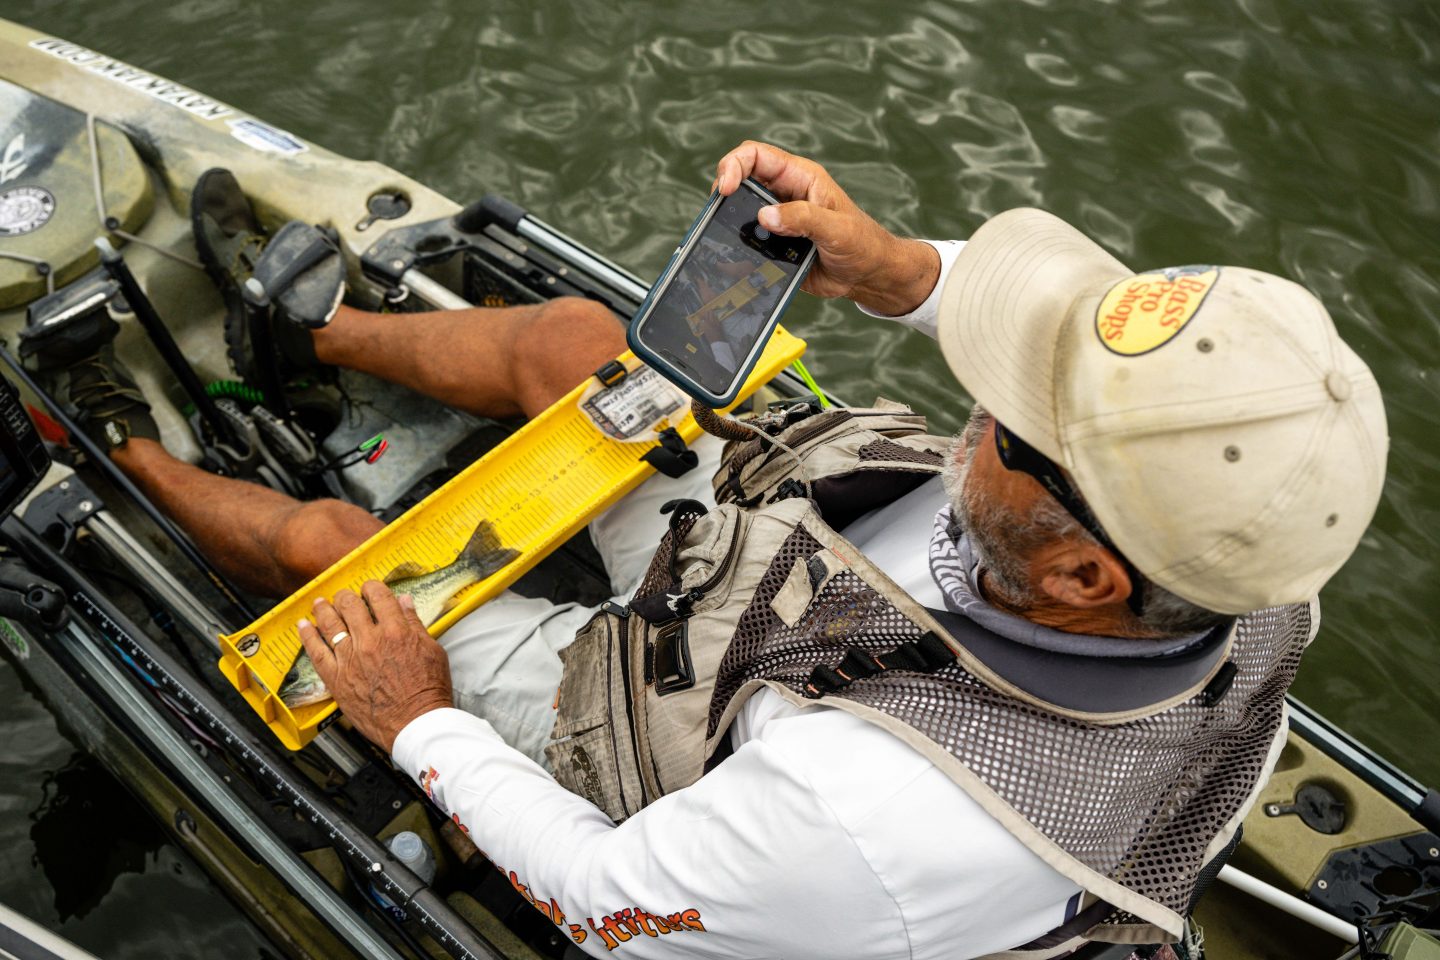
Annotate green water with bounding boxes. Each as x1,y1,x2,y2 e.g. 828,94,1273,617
2,1,1437,955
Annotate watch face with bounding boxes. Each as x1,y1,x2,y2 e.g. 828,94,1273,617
0,186,56,237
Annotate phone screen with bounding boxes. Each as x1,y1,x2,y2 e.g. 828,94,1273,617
635,185,812,399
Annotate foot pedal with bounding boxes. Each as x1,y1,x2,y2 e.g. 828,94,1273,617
254,221,344,329
20,269,121,371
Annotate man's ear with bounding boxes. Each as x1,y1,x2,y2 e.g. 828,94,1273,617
1036,542,1134,609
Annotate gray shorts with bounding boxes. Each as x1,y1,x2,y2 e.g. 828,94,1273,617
437,434,723,766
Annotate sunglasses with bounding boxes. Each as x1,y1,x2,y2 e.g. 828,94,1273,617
992,419,1146,616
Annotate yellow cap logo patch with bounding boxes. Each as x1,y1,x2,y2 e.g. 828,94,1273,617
1095,266,1219,356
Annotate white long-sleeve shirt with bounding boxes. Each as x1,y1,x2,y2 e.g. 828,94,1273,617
393,241,1083,959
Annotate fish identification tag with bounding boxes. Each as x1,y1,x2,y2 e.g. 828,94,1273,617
578,359,689,442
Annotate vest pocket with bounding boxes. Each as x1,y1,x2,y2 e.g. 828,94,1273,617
547,608,648,822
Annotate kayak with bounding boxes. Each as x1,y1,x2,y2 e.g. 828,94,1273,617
2,17,1437,960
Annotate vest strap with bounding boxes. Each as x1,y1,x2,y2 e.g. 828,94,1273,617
641,427,698,478
803,631,955,699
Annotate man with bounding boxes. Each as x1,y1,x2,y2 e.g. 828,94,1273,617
63,143,1387,958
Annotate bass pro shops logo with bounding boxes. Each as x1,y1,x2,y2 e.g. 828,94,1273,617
1095,265,1219,356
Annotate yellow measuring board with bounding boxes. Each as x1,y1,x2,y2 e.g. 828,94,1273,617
687,261,786,335
218,329,806,750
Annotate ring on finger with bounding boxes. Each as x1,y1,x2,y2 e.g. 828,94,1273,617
329,630,350,648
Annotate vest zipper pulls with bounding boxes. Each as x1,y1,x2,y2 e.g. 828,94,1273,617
665,588,702,618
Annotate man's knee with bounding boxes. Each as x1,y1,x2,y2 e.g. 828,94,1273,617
512,298,625,413
532,297,625,364
269,499,383,590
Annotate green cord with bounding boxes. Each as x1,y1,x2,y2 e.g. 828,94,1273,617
181,380,266,417
206,380,265,404
790,359,830,408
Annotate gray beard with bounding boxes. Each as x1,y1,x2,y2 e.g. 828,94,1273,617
941,406,1039,608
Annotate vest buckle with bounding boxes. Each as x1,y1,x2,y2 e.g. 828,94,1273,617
767,478,808,503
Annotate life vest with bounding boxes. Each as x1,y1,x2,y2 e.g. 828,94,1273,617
545,400,1311,953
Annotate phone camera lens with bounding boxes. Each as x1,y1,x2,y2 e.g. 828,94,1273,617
754,225,771,241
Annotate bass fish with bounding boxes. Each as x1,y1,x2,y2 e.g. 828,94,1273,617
278,520,521,708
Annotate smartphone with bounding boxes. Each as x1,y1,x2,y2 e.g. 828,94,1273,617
627,179,816,407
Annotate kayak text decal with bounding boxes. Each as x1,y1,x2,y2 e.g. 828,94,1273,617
29,38,233,120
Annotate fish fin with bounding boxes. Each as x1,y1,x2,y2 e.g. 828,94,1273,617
382,560,427,584
477,547,522,578
460,520,508,565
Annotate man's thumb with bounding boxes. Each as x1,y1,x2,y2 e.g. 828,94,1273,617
759,200,839,242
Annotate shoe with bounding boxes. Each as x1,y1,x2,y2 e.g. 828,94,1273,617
191,169,335,386
55,346,160,451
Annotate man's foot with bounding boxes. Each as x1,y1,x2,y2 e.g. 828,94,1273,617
56,346,160,451
190,169,328,386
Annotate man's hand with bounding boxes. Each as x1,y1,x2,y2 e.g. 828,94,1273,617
297,580,453,754
713,141,940,316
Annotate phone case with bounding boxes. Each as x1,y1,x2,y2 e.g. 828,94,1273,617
626,179,815,408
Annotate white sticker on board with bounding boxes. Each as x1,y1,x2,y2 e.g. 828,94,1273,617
227,118,308,157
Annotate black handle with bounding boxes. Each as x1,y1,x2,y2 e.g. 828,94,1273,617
454,194,527,235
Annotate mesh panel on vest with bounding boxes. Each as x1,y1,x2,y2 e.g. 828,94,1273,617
634,502,710,601
710,526,1309,923
856,438,945,467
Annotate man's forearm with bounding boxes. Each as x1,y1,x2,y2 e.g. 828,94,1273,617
393,709,905,959
849,237,942,317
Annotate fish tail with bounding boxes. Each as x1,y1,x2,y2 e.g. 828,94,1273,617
480,546,522,576
461,520,505,562
460,520,520,572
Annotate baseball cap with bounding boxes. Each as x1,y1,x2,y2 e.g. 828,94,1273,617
936,208,1388,615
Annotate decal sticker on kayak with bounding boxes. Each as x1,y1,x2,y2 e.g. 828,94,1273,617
1,134,29,185
0,618,29,660
228,118,308,157
28,38,232,120
0,186,56,237
1095,265,1219,356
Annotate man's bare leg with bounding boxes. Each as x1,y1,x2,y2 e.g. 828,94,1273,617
103,297,626,597
314,297,625,419
113,439,383,597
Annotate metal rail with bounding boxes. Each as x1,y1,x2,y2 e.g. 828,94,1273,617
59,615,405,960
83,504,367,778
1287,696,1439,833
513,214,650,303
401,269,473,312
